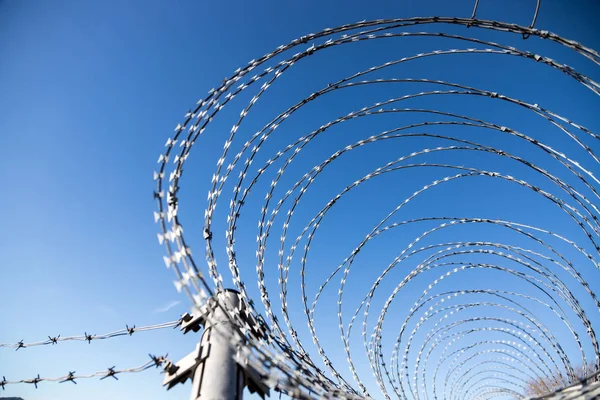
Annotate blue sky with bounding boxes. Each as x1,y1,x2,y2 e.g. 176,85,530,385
0,1,599,399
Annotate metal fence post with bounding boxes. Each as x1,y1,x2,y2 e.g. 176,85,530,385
164,289,248,400
190,290,244,400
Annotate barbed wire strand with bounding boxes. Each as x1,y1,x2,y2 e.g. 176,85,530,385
0,354,171,389
0,319,182,350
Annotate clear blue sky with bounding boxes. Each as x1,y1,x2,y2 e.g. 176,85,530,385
1,1,599,399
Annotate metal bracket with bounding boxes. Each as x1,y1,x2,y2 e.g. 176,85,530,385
244,363,271,399
180,304,210,334
166,290,272,399
163,343,207,390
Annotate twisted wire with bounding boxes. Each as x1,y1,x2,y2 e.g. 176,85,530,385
0,354,171,389
0,319,182,350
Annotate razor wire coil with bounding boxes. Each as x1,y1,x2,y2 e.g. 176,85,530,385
152,9,600,399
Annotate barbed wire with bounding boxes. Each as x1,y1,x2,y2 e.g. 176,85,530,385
150,5,600,399
0,354,171,390
0,319,182,350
